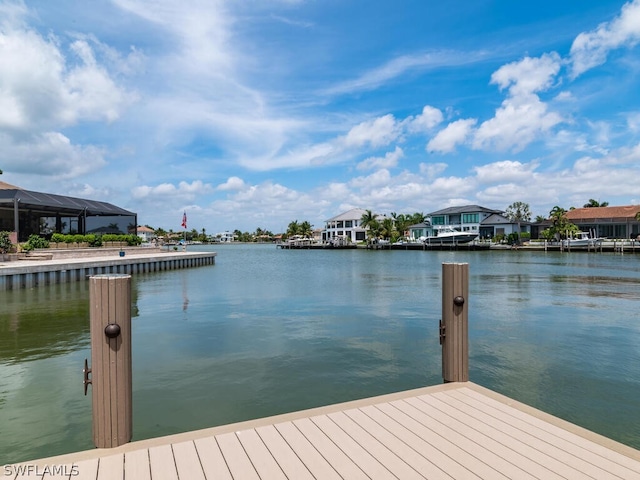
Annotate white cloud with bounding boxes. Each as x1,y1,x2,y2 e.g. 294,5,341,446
473,160,539,184
570,0,640,78
0,25,135,131
217,176,246,191
341,114,401,148
131,180,213,200
419,162,448,178
0,131,106,177
490,53,561,96
406,105,443,133
427,118,477,153
473,54,563,152
357,146,403,171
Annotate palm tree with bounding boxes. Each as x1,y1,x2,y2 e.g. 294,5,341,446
360,210,378,244
380,217,397,241
286,221,300,238
299,221,313,238
583,199,609,208
391,212,410,240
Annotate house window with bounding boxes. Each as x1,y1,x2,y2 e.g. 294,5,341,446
337,221,344,228
345,220,353,228
432,216,445,225
462,213,479,223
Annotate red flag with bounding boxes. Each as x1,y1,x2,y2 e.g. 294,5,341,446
181,211,187,229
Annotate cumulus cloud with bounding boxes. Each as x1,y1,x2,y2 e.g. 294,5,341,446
427,118,477,153
341,114,402,148
473,160,539,184
490,53,560,96
405,105,444,133
419,162,448,178
217,176,247,191
0,25,135,131
0,131,106,177
131,180,213,200
570,0,640,78
357,146,403,171
472,54,563,152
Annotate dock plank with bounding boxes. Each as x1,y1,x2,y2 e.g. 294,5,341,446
293,417,370,480
255,425,315,480
171,441,205,480
457,387,640,477
123,450,150,480
274,421,342,480
148,445,177,480
193,437,233,480
326,410,425,480
74,459,99,480
343,407,457,480
311,413,397,480
215,432,260,480
387,399,536,480
97,454,123,480
365,403,503,480
404,395,567,479
434,389,613,479
235,429,287,480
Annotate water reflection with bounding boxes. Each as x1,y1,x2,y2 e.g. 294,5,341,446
0,283,91,364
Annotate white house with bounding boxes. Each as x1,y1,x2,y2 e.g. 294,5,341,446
136,225,157,243
323,208,391,244
323,208,368,243
216,231,236,242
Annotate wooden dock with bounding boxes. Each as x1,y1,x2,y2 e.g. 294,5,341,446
3,382,640,479
0,249,216,290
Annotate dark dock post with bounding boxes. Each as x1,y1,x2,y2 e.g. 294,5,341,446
88,274,132,448
440,263,469,383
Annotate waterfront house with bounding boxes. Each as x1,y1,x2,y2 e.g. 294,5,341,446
426,205,503,235
323,208,370,243
0,180,137,242
136,225,157,243
479,213,531,240
566,205,640,239
216,231,237,242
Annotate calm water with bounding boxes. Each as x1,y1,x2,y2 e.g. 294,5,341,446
1,244,639,464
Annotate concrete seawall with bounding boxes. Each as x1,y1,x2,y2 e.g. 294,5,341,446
0,250,216,291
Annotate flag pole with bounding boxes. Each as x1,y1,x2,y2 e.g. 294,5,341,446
181,211,187,251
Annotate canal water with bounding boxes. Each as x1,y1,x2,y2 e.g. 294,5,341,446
1,244,639,464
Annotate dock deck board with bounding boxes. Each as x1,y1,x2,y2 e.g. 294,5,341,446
3,382,639,479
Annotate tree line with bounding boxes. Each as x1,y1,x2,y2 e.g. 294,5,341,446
148,198,635,244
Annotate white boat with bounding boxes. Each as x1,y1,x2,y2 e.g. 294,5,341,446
562,231,603,248
423,226,478,244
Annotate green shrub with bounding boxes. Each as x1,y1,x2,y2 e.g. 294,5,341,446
51,233,65,243
125,234,142,246
26,234,49,249
0,231,12,254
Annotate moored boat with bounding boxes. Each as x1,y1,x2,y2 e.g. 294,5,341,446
423,226,478,244
562,231,604,248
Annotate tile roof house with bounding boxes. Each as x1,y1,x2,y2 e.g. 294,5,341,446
566,205,640,239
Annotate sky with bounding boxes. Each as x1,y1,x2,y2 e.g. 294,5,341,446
1,0,640,234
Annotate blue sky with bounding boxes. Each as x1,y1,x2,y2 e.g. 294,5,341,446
1,0,639,233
